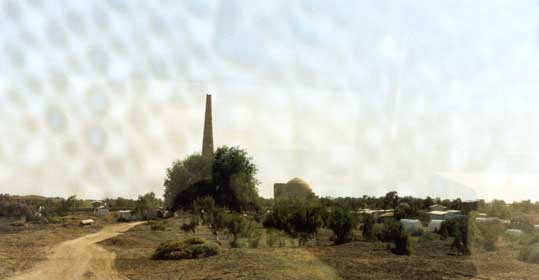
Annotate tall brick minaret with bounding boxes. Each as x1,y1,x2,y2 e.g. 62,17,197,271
202,94,214,157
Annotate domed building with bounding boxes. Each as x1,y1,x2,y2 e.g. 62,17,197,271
274,177,316,202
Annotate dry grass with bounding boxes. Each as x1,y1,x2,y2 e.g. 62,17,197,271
102,217,539,280
0,213,107,279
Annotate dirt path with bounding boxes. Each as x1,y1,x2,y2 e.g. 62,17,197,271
9,222,144,280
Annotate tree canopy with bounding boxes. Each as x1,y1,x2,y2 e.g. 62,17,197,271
165,146,261,212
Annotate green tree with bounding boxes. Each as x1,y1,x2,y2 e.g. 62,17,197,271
193,196,215,214
224,212,247,247
163,154,213,209
134,192,162,220
383,191,399,210
213,146,260,211
57,195,78,216
362,214,376,241
289,206,323,245
327,207,357,244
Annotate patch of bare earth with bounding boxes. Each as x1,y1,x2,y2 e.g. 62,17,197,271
103,218,539,280
101,218,341,280
0,219,101,279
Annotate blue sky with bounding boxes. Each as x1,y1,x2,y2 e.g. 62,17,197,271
0,0,538,201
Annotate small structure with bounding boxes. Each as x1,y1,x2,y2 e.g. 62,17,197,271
80,219,94,226
428,210,461,220
94,206,110,217
428,211,450,220
274,177,316,202
117,210,135,221
429,204,447,212
377,211,394,223
505,229,524,237
400,219,422,233
427,220,444,232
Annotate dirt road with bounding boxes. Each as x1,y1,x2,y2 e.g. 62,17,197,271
9,222,143,280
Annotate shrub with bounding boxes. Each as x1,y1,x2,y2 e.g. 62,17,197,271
224,213,249,247
409,227,424,237
327,207,357,245
419,232,440,243
0,197,35,221
477,221,505,252
266,229,296,247
249,228,267,248
204,209,227,245
519,232,539,246
376,220,401,242
393,228,412,255
263,204,322,245
374,220,412,255
180,216,199,234
193,196,215,213
519,245,539,264
289,207,323,245
150,221,165,231
362,214,376,241
152,237,220,260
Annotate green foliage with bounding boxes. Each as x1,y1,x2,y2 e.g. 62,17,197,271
477,222,505,251
152,238,220,260
519,245,539,264
213,146,260,212
392,226,413,255
165,146,261,212
440,216,473,255
519,232,539,246
193,196,215,214
134,192,162,220
327,207,357,244
164,154,213,209
419,232,440,243
56,195,78,216
263,203,323,245
383,191,399,210
224,212,248,247
180,216,199,234
376,220,402,242
361,214,376,241
0,194,35,220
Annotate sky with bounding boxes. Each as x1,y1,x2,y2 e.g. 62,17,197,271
0,0,539,201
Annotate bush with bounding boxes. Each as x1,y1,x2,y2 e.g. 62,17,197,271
419,232,440,243
327,207,357,245
263,204,322,245
248,228,267,248
152,237,220,260
393,228,412,255
180,216,199,234
374,220,412,255
409,227,424,237
362,214,376,241
519,232,539,246
150,221,165,231
193,196,215,213
224,212,248,248
0,196,35,221
519,245,539,264
266,229,297,247
376,220,401,242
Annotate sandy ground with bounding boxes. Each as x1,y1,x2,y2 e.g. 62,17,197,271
8,222,143,280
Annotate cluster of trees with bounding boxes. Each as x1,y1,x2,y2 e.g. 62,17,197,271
0,194,35,220
164,146,261,212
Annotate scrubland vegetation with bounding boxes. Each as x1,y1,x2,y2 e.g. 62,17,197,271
4,145,539,279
